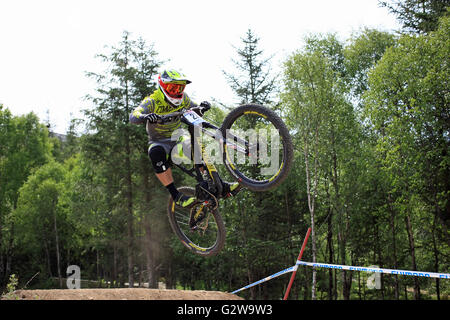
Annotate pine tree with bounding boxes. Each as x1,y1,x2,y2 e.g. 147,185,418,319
83,31,161,288
223,29,276,105
379,0,449,33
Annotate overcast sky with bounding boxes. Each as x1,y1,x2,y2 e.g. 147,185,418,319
0,0,400,133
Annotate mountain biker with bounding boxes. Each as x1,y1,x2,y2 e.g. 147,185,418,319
129,69,240,207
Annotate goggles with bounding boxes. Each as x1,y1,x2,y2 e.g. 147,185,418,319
164,83,186,98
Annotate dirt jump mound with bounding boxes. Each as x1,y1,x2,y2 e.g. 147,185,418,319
7,288,244,300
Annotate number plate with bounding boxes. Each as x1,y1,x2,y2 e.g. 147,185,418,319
183,110,205,125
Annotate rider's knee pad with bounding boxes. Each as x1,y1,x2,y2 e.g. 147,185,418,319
148,145,170,173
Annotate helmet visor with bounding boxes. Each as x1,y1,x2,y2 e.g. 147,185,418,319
164,83,186,98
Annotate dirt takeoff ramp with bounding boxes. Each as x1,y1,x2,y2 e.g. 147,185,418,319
10,288,244,300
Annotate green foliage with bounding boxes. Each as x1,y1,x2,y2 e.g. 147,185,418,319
0,109,53,210
343,28,397,98
0,107,54,288
363,14,450,232
1,274,19,300
282,33,367,299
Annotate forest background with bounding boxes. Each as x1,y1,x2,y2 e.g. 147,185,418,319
0,0,449,300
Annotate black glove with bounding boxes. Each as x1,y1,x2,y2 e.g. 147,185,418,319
198,101,211,115
142,113,160,123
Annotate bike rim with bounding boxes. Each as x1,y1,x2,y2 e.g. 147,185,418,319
223,111,287,185
171,201,222,253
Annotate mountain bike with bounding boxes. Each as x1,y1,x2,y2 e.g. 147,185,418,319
160,104,293,256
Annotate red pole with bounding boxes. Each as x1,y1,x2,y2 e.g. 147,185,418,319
283,227,311,300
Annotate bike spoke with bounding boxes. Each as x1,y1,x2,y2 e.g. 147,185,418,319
172,203,221,250
224,113,285,183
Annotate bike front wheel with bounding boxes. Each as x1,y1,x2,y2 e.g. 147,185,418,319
167,187,226,257
220,104,294,192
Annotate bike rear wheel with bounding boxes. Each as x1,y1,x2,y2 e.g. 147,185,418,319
220,104,294,192
167,187,226,256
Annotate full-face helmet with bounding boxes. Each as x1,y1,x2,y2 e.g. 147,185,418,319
158,69,191,106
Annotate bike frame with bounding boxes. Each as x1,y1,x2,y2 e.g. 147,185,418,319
159,108,250,198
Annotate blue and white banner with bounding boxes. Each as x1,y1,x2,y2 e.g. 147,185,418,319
297,261,450,279
231,260,450,296
231,265,297,294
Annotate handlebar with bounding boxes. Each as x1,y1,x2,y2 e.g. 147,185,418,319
155,106,202,124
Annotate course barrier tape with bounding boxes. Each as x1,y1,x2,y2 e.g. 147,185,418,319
231,226,449,298
232,228,312,298
231,265,298,294
296,261,450,279
232,260,450,296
